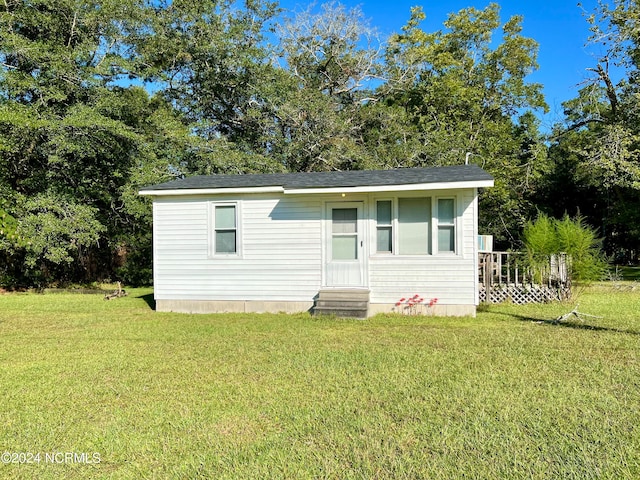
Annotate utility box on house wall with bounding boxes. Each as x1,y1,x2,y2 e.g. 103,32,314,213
478,235,493,252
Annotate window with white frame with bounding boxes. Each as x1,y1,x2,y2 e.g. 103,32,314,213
398,197,431,255
374,196,456,255
376,200,393,253
212,203,238,255
437,198,456,253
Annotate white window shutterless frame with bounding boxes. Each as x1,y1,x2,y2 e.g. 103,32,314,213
209,202,241,257
436,198,456,254
376,200,393,253
398,197,431,255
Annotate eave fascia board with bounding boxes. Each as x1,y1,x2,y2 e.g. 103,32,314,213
138,179,494,197
138,186,286,196
283,179,494,195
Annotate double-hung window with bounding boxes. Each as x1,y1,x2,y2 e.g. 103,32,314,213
374,196,456,255
398,197,431,255
212,203,238,255
376,200,393,253
437,198,456,253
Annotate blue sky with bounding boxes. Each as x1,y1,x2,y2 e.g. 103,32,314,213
279,0,607,130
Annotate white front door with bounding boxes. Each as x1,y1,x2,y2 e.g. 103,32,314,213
325,202,366,287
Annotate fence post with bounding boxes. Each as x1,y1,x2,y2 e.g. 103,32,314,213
485,253,492,301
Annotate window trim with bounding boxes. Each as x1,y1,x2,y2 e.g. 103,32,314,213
372,193,460,257
397,196,432,255
209,201,241,258
435,197,457,255
375,199,394,254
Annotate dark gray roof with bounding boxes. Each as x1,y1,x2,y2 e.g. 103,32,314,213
140,164,493,192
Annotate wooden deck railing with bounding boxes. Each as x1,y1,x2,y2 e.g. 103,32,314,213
478,252,571,304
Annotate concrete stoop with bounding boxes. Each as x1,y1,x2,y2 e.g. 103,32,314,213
313,289,370,318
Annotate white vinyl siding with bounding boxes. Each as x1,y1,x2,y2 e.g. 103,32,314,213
153,195,322,302
369,256,476,304
151,187,480,309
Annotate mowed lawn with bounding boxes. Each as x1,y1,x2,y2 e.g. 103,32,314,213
0,286,639,479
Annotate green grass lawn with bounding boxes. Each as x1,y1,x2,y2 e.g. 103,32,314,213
618,266,640,281
1,287,639,479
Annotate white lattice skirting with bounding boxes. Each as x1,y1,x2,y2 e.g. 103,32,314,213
479,284,571,304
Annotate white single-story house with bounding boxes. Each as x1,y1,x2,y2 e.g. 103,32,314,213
139,164,494,317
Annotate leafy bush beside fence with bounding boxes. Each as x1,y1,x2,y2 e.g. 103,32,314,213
523,213,609,283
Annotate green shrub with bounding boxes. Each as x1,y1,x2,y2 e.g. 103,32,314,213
523,213,609,283
522,212,558,256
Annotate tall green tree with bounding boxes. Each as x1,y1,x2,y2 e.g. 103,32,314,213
0,0,190,285
142,1,386,173
271,2,384,171
138,0,286,174
545,0,640,262
380,4,549,247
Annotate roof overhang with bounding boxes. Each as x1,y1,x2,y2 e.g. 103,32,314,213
138,186,286,196
283,179,494,195
139,179,494,197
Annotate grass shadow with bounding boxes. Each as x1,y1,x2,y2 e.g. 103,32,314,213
490,308,640,336
137,293,156,311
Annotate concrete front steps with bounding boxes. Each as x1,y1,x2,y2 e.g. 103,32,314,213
313,288,370,318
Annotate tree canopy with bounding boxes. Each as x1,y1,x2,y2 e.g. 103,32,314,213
0,0,638,287
544,0,640,263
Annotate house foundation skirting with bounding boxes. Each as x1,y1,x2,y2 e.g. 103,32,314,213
156,299,476,317
156,299,314,315
368,303,476,317
479,284,571,304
